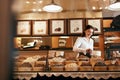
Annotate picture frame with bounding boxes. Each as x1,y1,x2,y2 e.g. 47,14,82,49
68,18,84,35
50,19,66,35
32,20,48,36
17,21,31,36
58,38,67,48
86,18,102,34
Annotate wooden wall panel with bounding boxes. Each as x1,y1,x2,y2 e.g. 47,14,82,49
52,37,59,48
66,37,73,48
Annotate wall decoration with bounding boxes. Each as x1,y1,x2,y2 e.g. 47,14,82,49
17,21,31,36
58,38,66,48
50,19,66,35
86,18,102,34
68,19,84,35
32,20,48,36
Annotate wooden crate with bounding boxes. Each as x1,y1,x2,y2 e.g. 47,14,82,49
79,66,93,71
108,65,120,71
94,66,107,71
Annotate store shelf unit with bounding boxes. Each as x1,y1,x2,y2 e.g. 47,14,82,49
105,43,120,59
104,28,120,59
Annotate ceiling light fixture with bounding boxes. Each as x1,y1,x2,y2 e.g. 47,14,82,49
108,0,120,11
92,6,96,10
43,0,63,12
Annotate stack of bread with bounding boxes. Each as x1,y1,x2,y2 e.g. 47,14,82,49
48,51,65,71
15,55,47,71
76,55,92,71
77,55,90,66
50,56,66,71
49,57,65,71
18,62,33,71
65,63,78,71
14,56,27,71
33,62,45,71
64,52,78,70
33,55,46,71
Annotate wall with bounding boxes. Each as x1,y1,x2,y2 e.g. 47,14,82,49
16,10,104,58
0,0,14,79
17,11,102,20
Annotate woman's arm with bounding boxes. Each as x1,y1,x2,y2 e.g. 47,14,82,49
73,37,86,54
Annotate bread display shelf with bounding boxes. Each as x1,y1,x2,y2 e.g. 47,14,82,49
14,50,120,79
14,50,120,72
13,71,120,80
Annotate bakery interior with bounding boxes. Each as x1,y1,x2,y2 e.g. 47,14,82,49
4,0,120,79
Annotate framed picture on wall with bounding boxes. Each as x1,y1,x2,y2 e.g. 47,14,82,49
50,19,66,35
32,20,48,36
86,18,102,34
17,21,31,36
68,18,84,35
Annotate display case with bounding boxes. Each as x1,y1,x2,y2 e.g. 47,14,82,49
13,49,120,72
13,50,120,80
13,36,120,80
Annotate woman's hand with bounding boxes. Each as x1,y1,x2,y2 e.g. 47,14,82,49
86,49,92,54
86,49,92,58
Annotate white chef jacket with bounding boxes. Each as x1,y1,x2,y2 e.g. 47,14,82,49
73,37,94,55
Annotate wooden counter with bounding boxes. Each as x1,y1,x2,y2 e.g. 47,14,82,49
13,71,120,80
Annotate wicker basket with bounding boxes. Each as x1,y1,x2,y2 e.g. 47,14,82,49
65,67,78,71
33,61,46,71
79,66,93,71
33,67,44,71
108,65,120,71
50,66,64,71
18,62,33,71
94,66,107,71
35,61,46,66
18,67,32,71
14,62,22,71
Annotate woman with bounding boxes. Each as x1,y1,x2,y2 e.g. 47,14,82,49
73,25,95,58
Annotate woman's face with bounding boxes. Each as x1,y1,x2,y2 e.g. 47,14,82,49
85,28,94,38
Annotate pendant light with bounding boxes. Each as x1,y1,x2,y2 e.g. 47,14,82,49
108,0,120,11
43,0,63,12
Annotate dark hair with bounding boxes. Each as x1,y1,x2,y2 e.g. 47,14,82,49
81,25,95,37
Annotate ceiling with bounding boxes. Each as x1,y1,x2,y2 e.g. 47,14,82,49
12,0,112,14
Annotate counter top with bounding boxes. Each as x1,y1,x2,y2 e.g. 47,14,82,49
13,71,120,80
